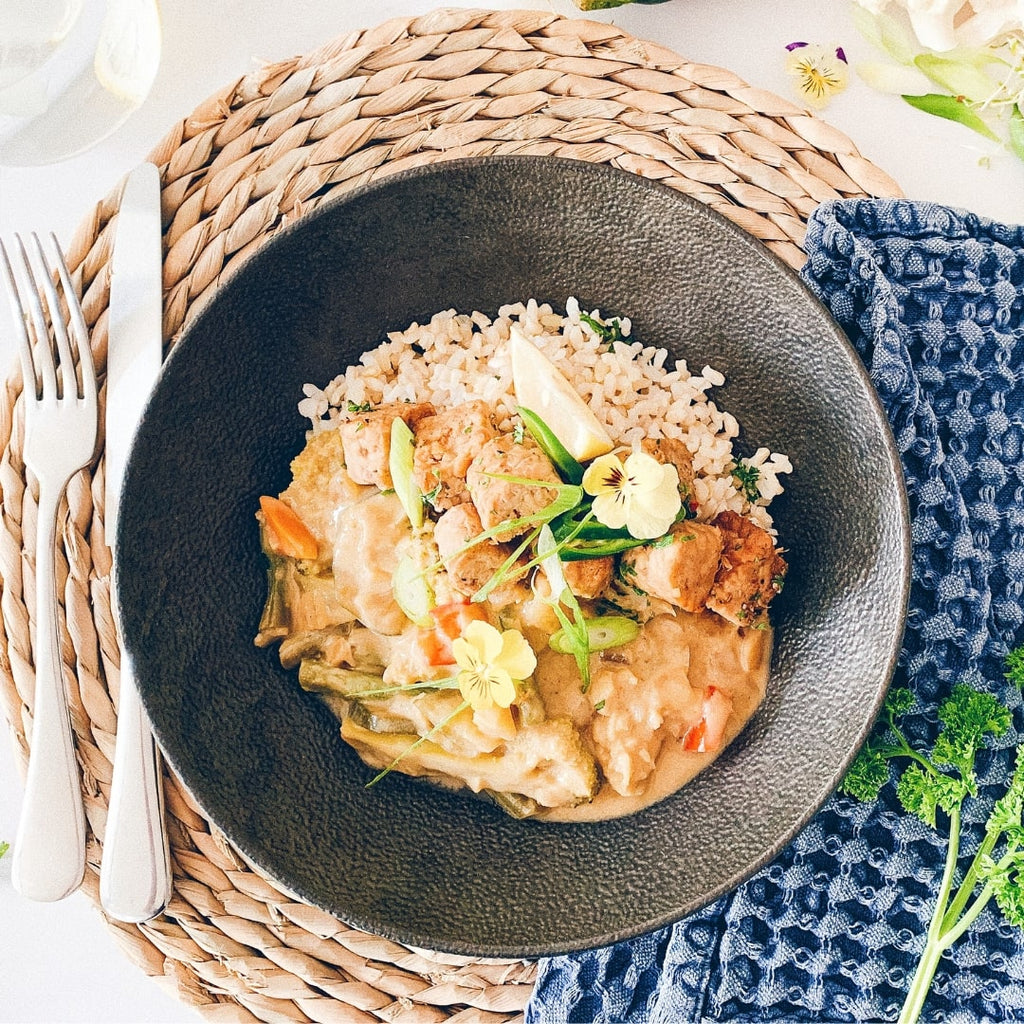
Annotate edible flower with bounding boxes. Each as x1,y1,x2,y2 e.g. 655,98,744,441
785,41,851,108
581,449,681,540
453,620,537,711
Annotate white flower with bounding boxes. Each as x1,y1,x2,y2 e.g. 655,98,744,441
581,449,681,540
853,0,1024,51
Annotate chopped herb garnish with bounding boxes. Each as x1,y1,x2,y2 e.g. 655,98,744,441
347,400,373,413
594,700,606,712
512,422,526,444
731,460,761,502
423,481,443,510
580,311,629,347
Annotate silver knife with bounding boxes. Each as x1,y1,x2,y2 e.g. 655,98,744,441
100,161,172,923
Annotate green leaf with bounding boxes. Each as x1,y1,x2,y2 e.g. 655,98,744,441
932,684,1010,780
841,744,892,803
986,854,1024,927
914,53,1000,103
885,687,916,718
897,763,968,826
1007,642,1024,688
902,93,1001,142
988,744,1024,835
579,311,629,346
0,840,8,859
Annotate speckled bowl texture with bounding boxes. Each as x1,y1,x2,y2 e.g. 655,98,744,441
116,156,910,958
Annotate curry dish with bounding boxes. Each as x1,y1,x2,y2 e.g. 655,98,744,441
255,307,789,820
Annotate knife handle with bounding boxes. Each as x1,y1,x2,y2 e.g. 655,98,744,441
100,652,172,923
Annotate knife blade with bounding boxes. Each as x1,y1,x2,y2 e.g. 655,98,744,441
100,161,172,923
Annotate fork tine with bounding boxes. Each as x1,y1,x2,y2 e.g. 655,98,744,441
27,233,79,401
12,235,57,400
46,233,95,401
0,237,41,400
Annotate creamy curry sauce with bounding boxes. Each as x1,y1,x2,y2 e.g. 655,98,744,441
257,388,786,822
534,613,771,822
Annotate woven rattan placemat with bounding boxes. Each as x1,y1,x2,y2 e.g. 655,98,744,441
0,9,902,1021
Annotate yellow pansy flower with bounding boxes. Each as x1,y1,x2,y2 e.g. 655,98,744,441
453,620,537,711
785,42,850,109
581,449,682,540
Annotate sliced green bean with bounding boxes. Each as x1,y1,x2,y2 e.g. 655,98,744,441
518,406,585,484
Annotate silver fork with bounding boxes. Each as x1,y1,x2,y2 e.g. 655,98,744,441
1,233,97,901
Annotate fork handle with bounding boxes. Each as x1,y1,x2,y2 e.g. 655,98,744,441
12,482,87,901
100,643,172,922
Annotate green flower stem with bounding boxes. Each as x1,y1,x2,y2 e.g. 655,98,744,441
901,817,1016,1024
902,879,998,1024
941,828,1000,930
899,937,947,1024
899,805,963,1024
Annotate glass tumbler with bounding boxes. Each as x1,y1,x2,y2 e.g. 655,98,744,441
0,0,161,166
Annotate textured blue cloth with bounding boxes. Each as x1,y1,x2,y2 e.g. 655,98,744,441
526,199,1024,1024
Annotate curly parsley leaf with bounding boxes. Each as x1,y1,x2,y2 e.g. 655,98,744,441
931,684,1010,783
841,742,892,802
897,763,969,826
1006,646,1024,689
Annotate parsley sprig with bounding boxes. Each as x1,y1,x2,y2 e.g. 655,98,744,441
842,645,1024,1024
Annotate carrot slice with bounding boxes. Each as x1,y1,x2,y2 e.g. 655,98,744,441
415,601,488,666
259,495,318,560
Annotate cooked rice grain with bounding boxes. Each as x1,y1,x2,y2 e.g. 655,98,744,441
299,299,792,532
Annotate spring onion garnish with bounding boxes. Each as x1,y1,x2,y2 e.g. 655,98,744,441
389,417,423,529
549,615,639,655
538,524,593,691
392,552,435,626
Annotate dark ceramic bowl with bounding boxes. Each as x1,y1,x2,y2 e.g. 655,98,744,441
116,156,910,957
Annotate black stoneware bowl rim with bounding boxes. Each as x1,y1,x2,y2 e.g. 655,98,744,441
116,154,912,957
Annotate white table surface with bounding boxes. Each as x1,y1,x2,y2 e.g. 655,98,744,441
0,2,1021,1021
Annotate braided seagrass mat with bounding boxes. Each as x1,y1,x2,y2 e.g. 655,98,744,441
0,8,904,1022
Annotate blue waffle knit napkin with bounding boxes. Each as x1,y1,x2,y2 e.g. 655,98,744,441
526,198,1024,1024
